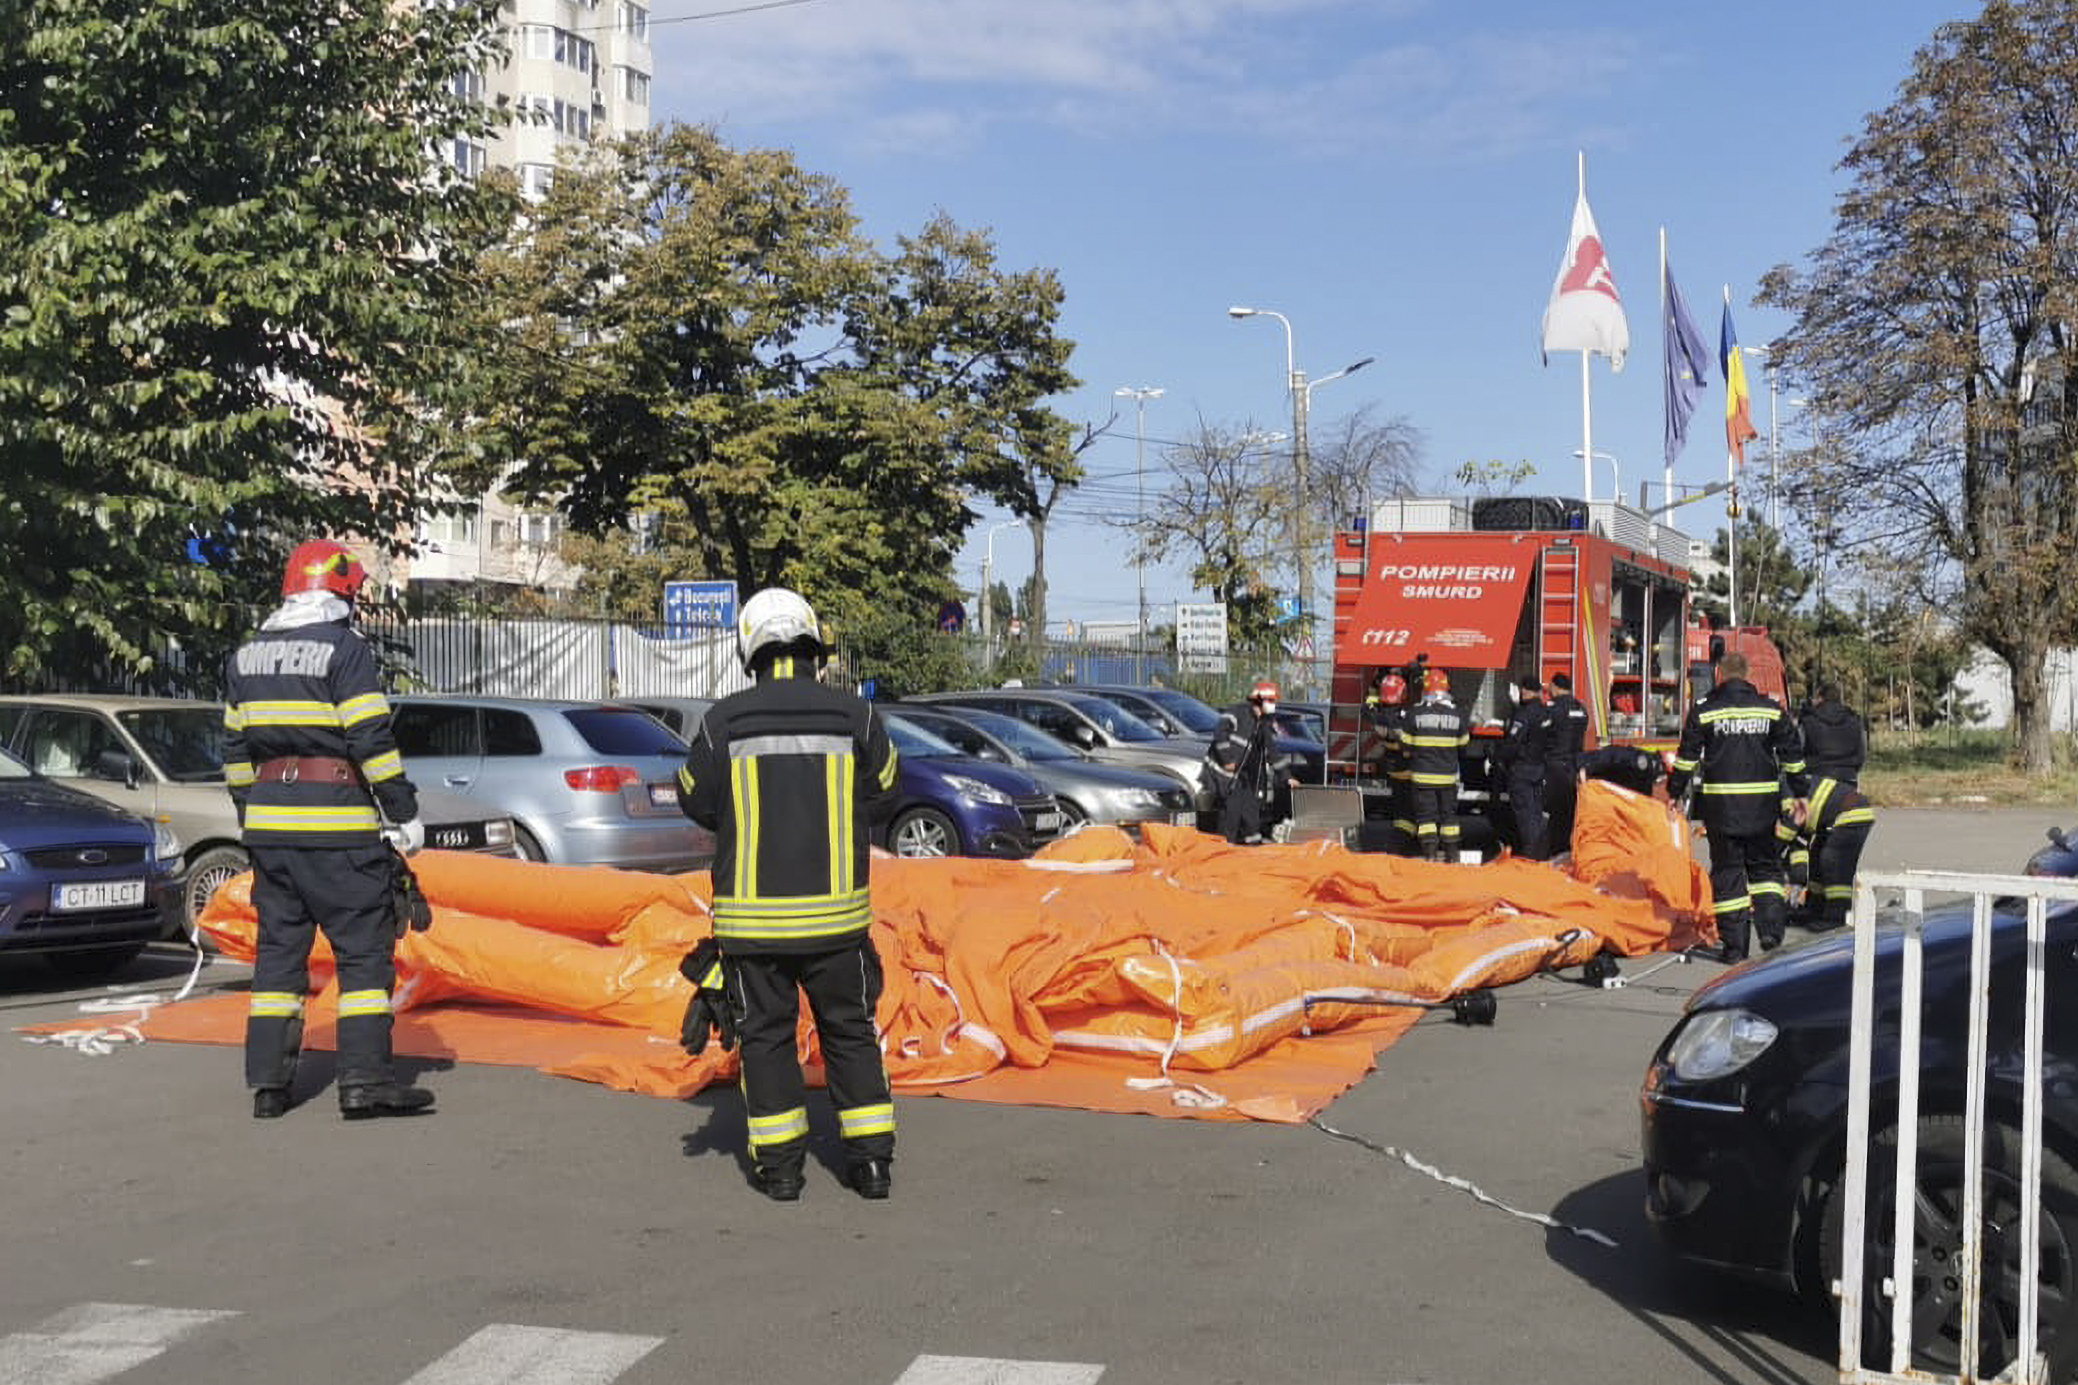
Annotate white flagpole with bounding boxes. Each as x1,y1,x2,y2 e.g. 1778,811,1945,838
1724,283,1739,628
1660,226,1673,517
1578,152,1594,503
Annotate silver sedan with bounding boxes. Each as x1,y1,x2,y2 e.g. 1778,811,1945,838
884,704,1198,831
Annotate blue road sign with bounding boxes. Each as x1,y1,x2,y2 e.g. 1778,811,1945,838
663,580,739,631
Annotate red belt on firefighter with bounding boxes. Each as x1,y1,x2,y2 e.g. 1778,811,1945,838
253,756,363,785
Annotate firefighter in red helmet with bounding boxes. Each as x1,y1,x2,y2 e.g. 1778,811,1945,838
222,540,433,1120
1204,678,1294,845
1404,666,1470,861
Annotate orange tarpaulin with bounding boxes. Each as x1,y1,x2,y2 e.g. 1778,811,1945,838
122,779,1710,1123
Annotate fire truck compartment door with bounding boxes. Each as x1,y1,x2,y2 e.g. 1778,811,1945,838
1346,548,1539,661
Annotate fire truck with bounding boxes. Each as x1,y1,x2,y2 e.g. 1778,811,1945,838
1322,493,1787,819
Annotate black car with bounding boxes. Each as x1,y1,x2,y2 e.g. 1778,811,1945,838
1640,864,2078,1379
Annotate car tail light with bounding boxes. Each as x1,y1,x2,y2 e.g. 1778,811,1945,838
565,765,644,792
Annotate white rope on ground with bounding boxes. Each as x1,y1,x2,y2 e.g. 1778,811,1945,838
20,931,213,1057
1310,1116,1618,1248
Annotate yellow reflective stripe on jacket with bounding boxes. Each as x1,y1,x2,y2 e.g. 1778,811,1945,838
1700,780,1778,795
224,760,256,788
827,751,851,895
837,1102,896,1138
1671,756,1699,773
336,691,391,727
747,1107,809,1151
1410,771,1458,786
877,746,899,789
337,989,391,1018
713,898,874,942
237,698,342,728
1834,806,1875,827
242,803,383,831
1809,780,1837,821
223,705,248,732
731,756,761,897
360,749,405,783
1402,733,1466,748
677,765,696,794
248,991,304,1018
1699,705,1782,723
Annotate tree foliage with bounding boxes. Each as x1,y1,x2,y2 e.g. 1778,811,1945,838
1140,419,1287,648
1759,0,2078,769
467,123,1081,643
1,0,512,685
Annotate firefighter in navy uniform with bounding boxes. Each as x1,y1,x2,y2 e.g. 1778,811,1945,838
1791,776,1876,930
1204,679,1295,845
1665,650,1810,962
1498,675,1553,859
675,588,901,1202
1541,671,1590,854
1363,671,1417,855
223,541,432,1121
1403,668,1470,861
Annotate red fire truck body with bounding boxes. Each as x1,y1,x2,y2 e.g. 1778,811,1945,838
1325,495,1785,798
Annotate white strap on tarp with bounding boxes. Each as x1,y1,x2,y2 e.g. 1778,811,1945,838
20,929,211,1057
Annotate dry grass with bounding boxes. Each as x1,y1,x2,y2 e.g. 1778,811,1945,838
1862,732,2078,807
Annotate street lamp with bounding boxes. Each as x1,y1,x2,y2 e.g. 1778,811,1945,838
1742,345,1780,529
1571,448,1620,505
1638,479,1731,519
1228,306,1373,659
980,519,1026,658
1114,385,1164,652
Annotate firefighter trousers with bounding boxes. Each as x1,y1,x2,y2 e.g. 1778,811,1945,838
245,843,398,1090
1217,781,1268,844
1542,766,1580,855
729,939,895,1175
1506,765,1548,860
1705,828,1788,959
1810,821,1873,928
1408,785,1459,859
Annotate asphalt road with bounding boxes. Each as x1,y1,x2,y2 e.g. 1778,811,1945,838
1,806,2064,1385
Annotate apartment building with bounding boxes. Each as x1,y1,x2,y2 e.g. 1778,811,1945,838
413,0,655,600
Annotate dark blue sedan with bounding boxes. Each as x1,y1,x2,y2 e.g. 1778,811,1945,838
881,717,1064,858
0,745,182,979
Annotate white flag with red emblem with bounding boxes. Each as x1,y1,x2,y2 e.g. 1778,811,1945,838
1540,183,1629,371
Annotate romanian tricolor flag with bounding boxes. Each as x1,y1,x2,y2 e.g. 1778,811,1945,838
1720,295,1759,466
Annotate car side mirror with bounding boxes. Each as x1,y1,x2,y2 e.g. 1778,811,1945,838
1072,725,1097,748
94,749,140,789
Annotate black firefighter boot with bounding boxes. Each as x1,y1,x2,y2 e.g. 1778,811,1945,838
338,1011,434,1120
250,1015,303,1119
339,1078,435,1120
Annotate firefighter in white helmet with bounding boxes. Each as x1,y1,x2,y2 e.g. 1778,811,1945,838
674,588,901,1201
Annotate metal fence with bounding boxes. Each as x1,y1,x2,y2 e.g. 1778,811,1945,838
1837,869,2078,1384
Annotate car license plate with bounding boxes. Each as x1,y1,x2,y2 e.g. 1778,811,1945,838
649,784,678,808
1171,811,1197,826
53,879,145,912
1033,812,1062,831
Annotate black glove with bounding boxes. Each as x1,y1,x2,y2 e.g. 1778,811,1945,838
677,937,736,1055
387,846,434,939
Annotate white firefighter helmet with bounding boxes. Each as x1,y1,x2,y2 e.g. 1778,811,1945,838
737,587,823,669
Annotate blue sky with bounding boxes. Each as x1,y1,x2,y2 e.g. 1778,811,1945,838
651,0,1974,629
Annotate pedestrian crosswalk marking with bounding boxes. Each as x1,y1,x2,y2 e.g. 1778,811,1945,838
399,1324,666,1385
0,1302,239,1385
891,1356,1106,1385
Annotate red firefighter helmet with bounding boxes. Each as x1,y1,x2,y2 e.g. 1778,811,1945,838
1376,673,1407,704
1250,678,1280,703
1422,668,1451,696
281,540,368,599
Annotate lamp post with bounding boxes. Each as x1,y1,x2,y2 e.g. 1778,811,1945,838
1114,386,1164,660
1571,448,1620,505
980,519,1026,664
1228,306,1372,663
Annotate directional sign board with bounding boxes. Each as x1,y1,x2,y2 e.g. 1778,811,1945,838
1175,601,1228,675
663,580,738,632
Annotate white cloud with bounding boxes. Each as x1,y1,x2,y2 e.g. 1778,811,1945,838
652,0,1649,163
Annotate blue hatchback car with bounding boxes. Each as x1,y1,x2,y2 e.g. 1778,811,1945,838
0,745,182,979
881,717,1064,858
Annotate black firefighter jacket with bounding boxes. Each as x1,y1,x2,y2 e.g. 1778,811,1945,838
1799,700,1868,785
1205,702,1292,804
1667,677,1809,838
1403,695,1471,788
676,662,899,955
222,617,418,847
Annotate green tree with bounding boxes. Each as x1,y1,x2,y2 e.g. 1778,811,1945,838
1140,419,1286,649
0,0,512,684
468,123,1080,644
1759,0,2078,770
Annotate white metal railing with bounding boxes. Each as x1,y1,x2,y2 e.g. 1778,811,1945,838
1838,869,2078,1384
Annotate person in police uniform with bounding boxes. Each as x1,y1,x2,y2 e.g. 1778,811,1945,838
1541,671,1590,854
223,540,431,1121
1404,667,1470,861
675,588,901,1202
1666,650,1810,962
1498,675,1553,859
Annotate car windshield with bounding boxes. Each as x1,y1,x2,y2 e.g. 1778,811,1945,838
946,707,1077,761
886,717,960,758
1139,689,1221,733
564,707,688,756
119,706,229,781
1061,694,1163,741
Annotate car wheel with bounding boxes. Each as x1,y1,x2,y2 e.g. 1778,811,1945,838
511,825,547,862
1058,800,1090,831
890,807,958,858
183,844,250,940
42,944,148,982
1821,1114,2078,1380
